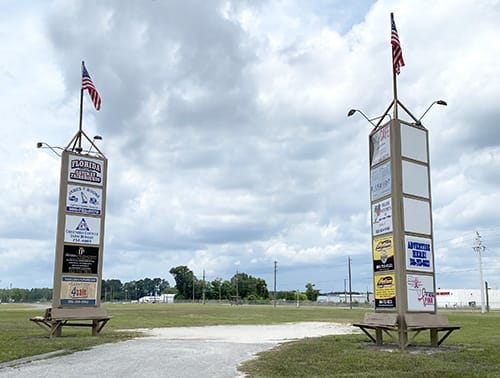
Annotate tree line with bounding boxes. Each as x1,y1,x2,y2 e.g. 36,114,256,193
0,266,321,303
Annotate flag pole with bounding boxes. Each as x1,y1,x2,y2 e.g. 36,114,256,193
391,13,398,120
78,61,85,152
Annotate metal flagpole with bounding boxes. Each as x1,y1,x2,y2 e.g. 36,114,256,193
77,61,85,152
391,13,399,120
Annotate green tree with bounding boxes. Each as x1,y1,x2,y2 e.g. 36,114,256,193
169,266,197,299
305,283,320,301
229,272,270,300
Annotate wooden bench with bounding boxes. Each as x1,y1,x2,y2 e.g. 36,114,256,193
30,308,111,338
404,313,460,347
353,313,399,345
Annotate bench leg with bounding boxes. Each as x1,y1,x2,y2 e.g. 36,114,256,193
430,329,439,347
358,327,377,343
50,321,63,338
437,329,455,346
375,328,383,346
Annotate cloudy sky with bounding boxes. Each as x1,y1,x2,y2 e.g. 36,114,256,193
1,0,500,294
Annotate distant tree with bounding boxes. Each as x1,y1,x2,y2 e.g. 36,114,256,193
229,272,270,300
276,291,307,301
305,283,320,301
169,266,197,299
101,279,123,301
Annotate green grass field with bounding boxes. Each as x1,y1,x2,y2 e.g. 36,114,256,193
1,303,499,377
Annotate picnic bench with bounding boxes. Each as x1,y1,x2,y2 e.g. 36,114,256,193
353,312,460,348
352,312,399,345
30,307,111,338
404,313,460,347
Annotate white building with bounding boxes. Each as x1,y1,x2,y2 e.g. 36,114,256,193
138,294,175,303
436,288,500,310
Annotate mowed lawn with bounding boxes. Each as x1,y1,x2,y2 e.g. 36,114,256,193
1,303,499,377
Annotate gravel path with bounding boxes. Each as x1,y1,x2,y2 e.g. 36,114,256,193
0,322,354,378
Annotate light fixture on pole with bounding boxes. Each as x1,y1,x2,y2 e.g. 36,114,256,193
88,135,103,154
36,142,63,157
415,100,447,126
347,109,391,127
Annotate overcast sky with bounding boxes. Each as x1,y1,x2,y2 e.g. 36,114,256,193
1,0,500,294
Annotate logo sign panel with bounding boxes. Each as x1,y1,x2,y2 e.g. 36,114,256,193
60,276,98,306
374,273,396,308
64,215,100,245
372,235,394,272
370,161,391,201
68,155,104,186
407,274,435,311
372,198,392,236
66,185,102,215
405,235,433,272
62,245,99,274
371,124,390,166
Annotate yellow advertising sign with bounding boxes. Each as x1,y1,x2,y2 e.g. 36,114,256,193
372,235,395,272
374,273,396,308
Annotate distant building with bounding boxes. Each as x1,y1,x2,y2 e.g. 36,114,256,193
317,292,374,304
138,294,175,303
436,288,500,310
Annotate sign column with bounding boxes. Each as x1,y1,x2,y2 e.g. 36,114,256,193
52,150,108,313
369,118,437,347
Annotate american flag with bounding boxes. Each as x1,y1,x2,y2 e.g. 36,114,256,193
82,62,101,111
391,13,405,75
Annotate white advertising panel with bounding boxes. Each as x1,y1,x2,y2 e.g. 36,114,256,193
66,185,102,215
407,273,435,312
68,155,104,186
405,235,433,272
372,198,393,236
402,161,429,198
401,124,428,163
403,198,431,235
64,215,101,245
371,125,390,166
371,161,391,201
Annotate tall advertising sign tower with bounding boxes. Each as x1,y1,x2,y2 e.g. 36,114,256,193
35,62,110,337
350,14,451,348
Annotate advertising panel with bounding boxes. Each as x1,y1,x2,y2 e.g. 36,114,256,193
401,124,428,163
374,273,396,308
68,154,104,186
403,197,431,235
407,274,435,311
372,198,393,236
62,245,99,274
66,185,102,215
405,235,433,272
402,161,429,199
64,215,101,245
370,161,391,201
372,235,394,272
371,124,390,166
60,276,98,305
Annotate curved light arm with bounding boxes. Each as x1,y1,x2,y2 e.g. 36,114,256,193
416,100,447,125
347,109,391,127
36,142,63,157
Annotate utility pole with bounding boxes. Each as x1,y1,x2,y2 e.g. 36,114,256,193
473,232,486,313
273,260,277,308
348,256,352,310
202,269,206,305
485,281,490,313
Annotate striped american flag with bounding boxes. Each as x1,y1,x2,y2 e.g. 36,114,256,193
82,62,101,111
391,13,405,75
